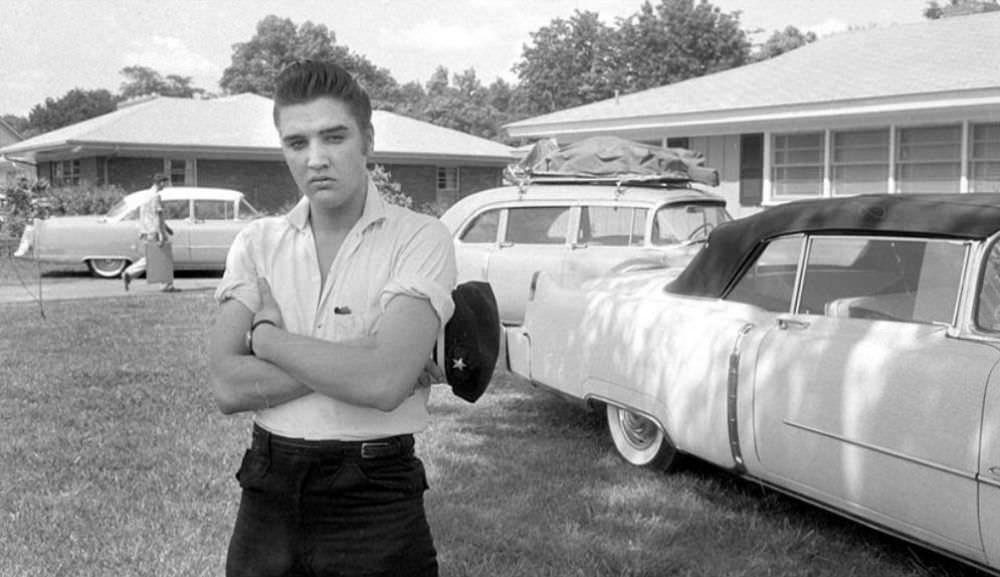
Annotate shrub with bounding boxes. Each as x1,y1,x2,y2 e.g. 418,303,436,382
0,178,128,239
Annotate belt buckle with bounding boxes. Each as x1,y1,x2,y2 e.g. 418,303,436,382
361,441,391,459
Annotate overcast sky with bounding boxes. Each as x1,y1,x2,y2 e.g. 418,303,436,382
0,0,928,117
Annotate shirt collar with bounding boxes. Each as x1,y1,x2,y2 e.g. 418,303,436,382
285,175,388,233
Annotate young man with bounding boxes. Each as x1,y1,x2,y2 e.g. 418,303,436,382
208,61,456,577
123,173,178,292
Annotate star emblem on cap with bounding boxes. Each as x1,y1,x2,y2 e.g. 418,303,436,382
451,357,467,371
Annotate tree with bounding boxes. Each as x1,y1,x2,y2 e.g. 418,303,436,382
219,15,400,106
752,26,817,61
924,0,1000,18
615,0,751,93
513,10,621,115
1,114,29,137
119,65,205,100
26,88,118,135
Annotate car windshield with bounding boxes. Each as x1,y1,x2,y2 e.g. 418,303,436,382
105,198,134,219
238,198,260,220
652,204,730,246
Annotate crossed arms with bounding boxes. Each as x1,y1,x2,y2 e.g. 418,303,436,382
208,278,442,414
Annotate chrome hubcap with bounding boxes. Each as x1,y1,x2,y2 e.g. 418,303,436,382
618,409,658,450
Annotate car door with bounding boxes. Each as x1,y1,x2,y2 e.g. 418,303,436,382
188,198,244,267
487,204,573,325
751,235,993,559
974,239,1000,569
562,204,661,286
160,197,191,264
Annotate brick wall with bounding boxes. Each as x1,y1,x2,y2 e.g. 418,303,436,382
106,158,164,191
381,163,503,208
198,159,298,213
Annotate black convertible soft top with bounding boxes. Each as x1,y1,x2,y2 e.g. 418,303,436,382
668,193,1000,298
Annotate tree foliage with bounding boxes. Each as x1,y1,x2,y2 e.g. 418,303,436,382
26,88,118,136
219,15,400,106
615,0,751,93
752,26,817,61
513,1,751,115
119,65,205,100
924,0,1000,18
513,10,621,116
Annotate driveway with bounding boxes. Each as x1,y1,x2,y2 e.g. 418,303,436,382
0,270,222,304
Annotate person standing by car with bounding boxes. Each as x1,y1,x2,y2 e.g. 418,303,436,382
122,173,178,292
208,60,456,577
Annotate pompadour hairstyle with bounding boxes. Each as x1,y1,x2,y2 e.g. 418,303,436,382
272,60,373,141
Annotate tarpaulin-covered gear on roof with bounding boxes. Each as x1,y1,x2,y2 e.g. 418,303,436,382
510,136,719,187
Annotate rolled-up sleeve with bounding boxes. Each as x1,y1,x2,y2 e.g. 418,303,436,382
379,219,457,326
214,226,261,312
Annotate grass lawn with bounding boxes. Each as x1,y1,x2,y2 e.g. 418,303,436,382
0,291,988,577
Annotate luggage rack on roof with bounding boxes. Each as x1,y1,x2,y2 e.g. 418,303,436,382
508,171,700,197
507,136,720,196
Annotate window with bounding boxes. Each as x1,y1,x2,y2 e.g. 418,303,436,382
578,206,647,246
772,132,824,197
167,159,192,185
978,240,1000,331
161,199,189,220
505,206,570,245
666,137,690,149
896,125,961,193
52,160,81,186
652,204,730,245
460,210,500,243
194,200,231,221
970,122,1000,193
802,236,966,324
726,236,804,312
437,167,459,191
831,129,889,196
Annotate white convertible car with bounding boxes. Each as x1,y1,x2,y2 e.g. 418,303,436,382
14,187,259,278
506,193,1000,574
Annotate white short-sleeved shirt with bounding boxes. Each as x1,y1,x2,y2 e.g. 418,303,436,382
214,179,457,440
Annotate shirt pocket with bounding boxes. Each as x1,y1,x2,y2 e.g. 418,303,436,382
320,306,374,342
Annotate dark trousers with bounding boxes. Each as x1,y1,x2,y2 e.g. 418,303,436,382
225,425,438,577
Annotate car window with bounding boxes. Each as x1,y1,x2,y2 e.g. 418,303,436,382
506,206,570,245
578,206,647,246
977,241,1000,331
460,209,500,243
652,204,730,245
726,236,803,312
107,199,134,219
803,236,966,324
194,200,231,221
162,199,189,220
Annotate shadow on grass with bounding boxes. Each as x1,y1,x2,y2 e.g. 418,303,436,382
423,372,988,577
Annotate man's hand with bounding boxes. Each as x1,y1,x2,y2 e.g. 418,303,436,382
254,277,284,329
415,357,445,389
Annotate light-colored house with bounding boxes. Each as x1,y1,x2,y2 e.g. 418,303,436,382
505,12,1000,217
0,93,515,212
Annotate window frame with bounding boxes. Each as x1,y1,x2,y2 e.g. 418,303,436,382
771,131,825,199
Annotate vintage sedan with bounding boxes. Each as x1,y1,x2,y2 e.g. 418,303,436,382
440,136,729,325
14,186,260,278
506,193,1000,574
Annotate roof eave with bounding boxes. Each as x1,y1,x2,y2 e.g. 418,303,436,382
505,88,1000,139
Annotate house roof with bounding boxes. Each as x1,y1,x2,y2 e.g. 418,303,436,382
0,117,21,145
1,93,514,165
506,12,1000,138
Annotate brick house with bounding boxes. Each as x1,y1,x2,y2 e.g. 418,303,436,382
504,13,1000,218
0,93,515,212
